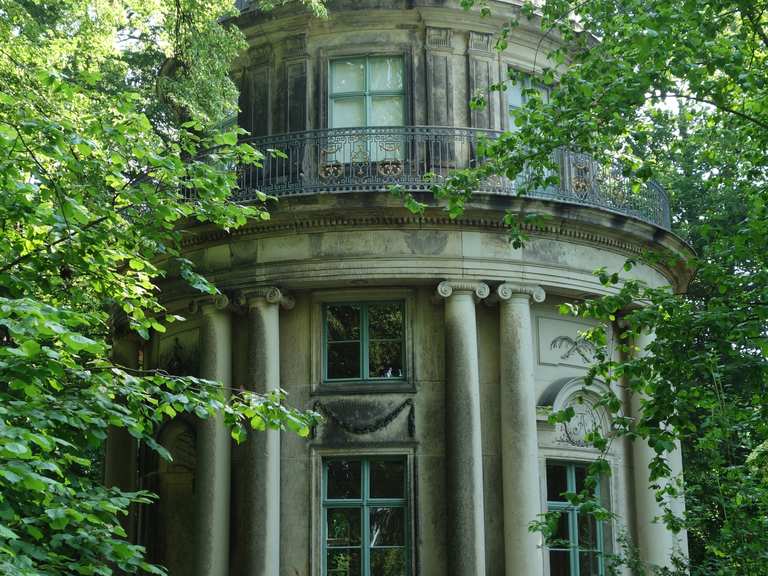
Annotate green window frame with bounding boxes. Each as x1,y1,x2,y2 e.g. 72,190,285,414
322,457,410,576
328,56,406,129
507,68,551,124
546,461,608,576
322,301,406,384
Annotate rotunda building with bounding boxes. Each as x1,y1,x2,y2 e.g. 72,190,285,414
106,1,692,575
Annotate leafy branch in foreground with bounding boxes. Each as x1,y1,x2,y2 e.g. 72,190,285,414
0,0,325,573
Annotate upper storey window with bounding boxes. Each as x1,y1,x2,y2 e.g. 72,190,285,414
507,69,551,122
323,301,405,383
329,56,405,129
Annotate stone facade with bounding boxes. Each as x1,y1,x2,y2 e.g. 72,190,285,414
105,2,692,575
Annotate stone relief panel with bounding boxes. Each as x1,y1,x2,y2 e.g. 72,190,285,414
537,316,599,369
538,378,613,451
310,398,415,443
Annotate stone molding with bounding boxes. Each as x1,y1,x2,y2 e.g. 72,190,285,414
238,286,295,310
436,280,490,300
496,282,546,303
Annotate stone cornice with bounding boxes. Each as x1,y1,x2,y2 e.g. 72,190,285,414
179,212,665,260
174,201,694,292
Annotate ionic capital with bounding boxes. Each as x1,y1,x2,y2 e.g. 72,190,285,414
238,287,295,310
496,283,546,303
189,293,230,315
436,280,490,301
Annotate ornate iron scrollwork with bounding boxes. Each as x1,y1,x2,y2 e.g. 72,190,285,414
236,127,671,230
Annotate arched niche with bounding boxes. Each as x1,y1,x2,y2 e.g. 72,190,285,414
539,377,613,449
142,418,197,575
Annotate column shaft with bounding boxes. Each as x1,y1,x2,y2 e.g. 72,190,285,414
105,336,140,541
442,285,487,576
242,295,282,576
631,330,688,569
498,288,543,576
195,306,232,576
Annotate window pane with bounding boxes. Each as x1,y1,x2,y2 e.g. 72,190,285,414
327,549,361,576
332,59,365,93
508,80,525,110
549,510,571,549
327,342,361,379
370,96,404,126
369,341,403,379
370,548,406,576
578,513,599,550
369,57,404,92
575,464,594,496
368,303,403,340
327,305,361,341
331,97,365,129
579,551,601,575
327,460,361,499
326,508,361,546
549,550,571,576
547,463,569,501
370,459,406,498
370,507,405,546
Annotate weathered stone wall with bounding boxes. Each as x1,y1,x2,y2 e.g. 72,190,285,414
136,189,690,575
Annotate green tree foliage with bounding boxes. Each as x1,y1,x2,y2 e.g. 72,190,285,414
448,1,768,573
0,0,324,573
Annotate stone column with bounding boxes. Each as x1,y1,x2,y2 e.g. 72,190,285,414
240,287,293,576
105,332,140,541
631,330,689,570
194,295,232,576
496,283,546,576
437,280,489,576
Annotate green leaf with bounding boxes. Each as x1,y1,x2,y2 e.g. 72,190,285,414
61,332,103,354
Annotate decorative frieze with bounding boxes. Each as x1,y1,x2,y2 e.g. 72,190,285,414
310,398,415,440
426,27,453,50
247,43,273,65
468,31,493,53
283,33,307,56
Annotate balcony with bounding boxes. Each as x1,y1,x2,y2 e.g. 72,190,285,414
236,126,671,230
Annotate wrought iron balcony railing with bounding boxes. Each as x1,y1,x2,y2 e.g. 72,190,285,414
236,126,671,230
